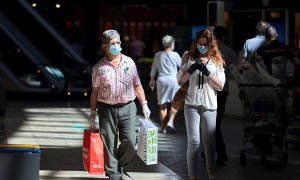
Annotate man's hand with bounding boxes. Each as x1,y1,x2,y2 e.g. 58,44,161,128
89,111,96,129
141,101,151,119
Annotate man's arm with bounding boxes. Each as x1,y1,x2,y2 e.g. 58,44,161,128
135,84,151,119
89,87,98,128
239,43,247,64
135,84,147,104
239,53,246,64
90,87,98,112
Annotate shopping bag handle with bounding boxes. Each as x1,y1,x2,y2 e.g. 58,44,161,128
89,128,100,133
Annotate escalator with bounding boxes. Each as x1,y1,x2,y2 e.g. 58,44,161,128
0,10,65,94
0,0,91,97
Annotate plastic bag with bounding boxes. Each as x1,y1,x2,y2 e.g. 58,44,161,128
136,119,158,165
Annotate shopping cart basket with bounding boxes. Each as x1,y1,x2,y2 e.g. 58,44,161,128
238,84,288,166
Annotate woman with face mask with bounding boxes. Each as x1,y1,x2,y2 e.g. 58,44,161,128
177,29,225,180
89,29,151,180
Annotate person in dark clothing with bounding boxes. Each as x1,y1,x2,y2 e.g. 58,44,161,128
129,36,145,62
256,25,300,85
213,26,238,165
256,25,300,132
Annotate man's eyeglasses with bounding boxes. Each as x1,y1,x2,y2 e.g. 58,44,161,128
105,41,122,46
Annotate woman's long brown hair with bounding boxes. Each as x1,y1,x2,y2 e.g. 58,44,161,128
189,29,224,66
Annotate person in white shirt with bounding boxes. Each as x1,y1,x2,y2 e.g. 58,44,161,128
178,29,225,180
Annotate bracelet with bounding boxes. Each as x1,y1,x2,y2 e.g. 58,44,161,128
141,101,148,105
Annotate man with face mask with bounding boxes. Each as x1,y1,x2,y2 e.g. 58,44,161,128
89,29,151,180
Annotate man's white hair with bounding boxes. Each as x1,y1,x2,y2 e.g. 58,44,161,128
102,29,120,43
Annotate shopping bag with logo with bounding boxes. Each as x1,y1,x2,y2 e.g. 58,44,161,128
82,129,104,174
137,119,158,165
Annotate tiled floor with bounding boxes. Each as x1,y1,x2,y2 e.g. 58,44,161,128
0,100,183,180
1,100,300,180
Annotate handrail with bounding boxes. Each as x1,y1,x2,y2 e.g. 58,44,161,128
0,61,50,93
0,10,65,92
18,0,92,74
0,11,48,65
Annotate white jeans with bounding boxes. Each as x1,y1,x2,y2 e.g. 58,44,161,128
184,105,216,177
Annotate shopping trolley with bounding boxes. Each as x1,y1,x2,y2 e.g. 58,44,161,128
238,84,288,166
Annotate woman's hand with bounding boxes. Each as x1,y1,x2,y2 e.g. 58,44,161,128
148,79,155,91
187,63,199,74
199,64,210,76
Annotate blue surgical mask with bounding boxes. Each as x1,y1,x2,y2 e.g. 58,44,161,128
197,44,208,55
108,44,122,55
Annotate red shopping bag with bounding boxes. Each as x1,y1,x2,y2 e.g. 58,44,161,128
82,129,104,174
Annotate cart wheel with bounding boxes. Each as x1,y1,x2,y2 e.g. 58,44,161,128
280,151,288,167
240,151,246,165
280,137,288,167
